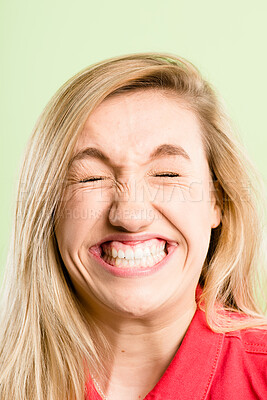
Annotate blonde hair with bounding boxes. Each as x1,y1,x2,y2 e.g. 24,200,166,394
0,52,266,400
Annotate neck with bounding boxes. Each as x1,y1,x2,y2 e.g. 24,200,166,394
86,296,197,400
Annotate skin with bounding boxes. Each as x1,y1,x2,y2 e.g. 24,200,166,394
55,89,221,399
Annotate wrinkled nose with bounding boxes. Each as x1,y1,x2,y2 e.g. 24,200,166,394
108,179,156,232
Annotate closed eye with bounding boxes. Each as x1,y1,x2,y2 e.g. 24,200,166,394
79,177,104,183
154,173,180,177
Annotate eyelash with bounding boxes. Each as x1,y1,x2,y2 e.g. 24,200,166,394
79,172,180,183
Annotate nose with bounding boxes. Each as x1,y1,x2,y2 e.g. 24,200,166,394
108,178,156,232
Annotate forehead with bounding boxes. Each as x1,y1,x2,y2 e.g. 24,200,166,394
75,90,205,167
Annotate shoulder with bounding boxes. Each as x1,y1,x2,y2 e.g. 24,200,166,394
222,325,267,379
209,323,267,399
219,312,267,371
225,326,267,354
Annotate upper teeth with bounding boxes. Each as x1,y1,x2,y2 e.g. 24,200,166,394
106,243,165,260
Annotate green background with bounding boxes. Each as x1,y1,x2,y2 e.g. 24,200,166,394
0,0,266,281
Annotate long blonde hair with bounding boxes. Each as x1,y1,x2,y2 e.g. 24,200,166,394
0,52,266,400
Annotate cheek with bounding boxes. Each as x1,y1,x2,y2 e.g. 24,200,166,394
156,184,213,251
55,187,109,253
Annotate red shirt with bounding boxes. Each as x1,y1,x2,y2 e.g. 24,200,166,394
86,307,267,399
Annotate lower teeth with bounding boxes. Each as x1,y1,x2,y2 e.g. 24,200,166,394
102,251,166,268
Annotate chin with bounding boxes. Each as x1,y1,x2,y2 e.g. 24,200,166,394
110,302,161,319
101,289,172,319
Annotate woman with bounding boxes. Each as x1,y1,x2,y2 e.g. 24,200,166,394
0,52,266,400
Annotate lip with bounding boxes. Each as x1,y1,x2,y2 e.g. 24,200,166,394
91,233,178,247
88,233,178,278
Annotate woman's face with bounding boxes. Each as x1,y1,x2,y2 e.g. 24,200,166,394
55,90,220,318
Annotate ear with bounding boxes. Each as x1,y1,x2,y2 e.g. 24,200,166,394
210,180,222,229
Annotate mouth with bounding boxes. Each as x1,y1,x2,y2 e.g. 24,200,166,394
89,236,178,277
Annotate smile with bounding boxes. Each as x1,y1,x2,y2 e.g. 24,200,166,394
102,238,167,268
89,235,178,277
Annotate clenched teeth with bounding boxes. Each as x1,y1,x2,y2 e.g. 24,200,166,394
102,250,166,268
100,239,168,268
103,243,166,260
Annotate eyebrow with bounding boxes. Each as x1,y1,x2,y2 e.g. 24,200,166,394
69,143,191,166
150,144,190,161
